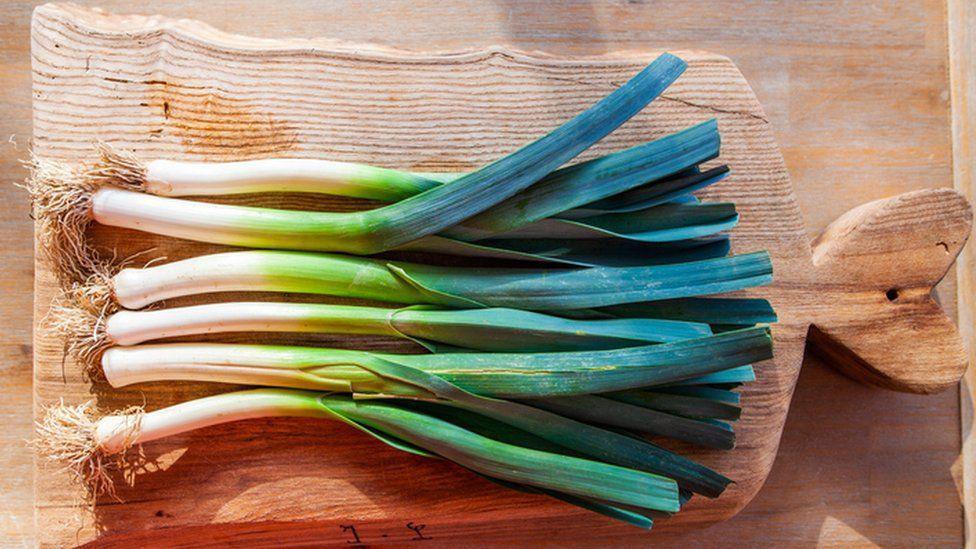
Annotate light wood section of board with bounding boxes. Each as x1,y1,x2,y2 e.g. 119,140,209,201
0,0,963,546
950,0,976,544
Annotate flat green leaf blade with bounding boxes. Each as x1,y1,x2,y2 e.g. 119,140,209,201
390,251,773,310
481,473,655,529
525,394,736,449
384,327,773,398
363,54,687,252
350,359,730,497
595,297,778,324
498,202,739,243
445,119,719,239
566,166,730,217
296,393,438,458
478,236,732,267
324,396,680,511
400,234,731,267
662,365,757,386
400,401,676,525
607,388,742,420
395,235,602,266
391,307,712,352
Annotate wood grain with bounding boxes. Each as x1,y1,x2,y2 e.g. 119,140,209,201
28,4,971,546
950,0,976,543
27,5,805,544
1,0,964,546
808,188,971,393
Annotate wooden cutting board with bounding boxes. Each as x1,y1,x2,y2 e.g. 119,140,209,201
30,3,972,546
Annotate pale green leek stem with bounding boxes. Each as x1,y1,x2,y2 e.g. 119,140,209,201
95,389,327,453
144,158,455,200
111,252,421,310
105,303,399,345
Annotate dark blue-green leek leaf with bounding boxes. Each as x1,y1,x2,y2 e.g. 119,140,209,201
366,53,687,252
524,394,735,449
607,388,742,420
671,194,701,204
593,297,778,324
350,358,732,497
388,251,773,310
566,166,728,217
363,327,773,399
390,306,711,352
324,396,680,511
499,202,738,243
653,385,741,404
400,233,730,267
445,118,719,240
663,365,757,386
476,235,731,267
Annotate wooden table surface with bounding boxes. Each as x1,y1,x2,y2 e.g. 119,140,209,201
0,1,966,546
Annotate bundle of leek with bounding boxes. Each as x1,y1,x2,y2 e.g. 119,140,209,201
32,51,778,530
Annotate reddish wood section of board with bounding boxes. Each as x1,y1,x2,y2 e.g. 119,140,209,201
28,3,967,546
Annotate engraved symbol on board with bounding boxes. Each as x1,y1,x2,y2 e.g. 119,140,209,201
339,524,362,545
406,522,431,540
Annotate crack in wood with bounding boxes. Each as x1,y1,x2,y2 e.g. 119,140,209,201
659,94,769,124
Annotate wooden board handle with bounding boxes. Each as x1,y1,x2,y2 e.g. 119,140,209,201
807,188,972,393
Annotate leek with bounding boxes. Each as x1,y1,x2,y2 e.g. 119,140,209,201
81,120,724,271
35,389,680,521
345,357,734,497
97,328,772,399
95,121,720,231
55,299,710,369
30,54,687,283
92,144,458,200
90,250,772,310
